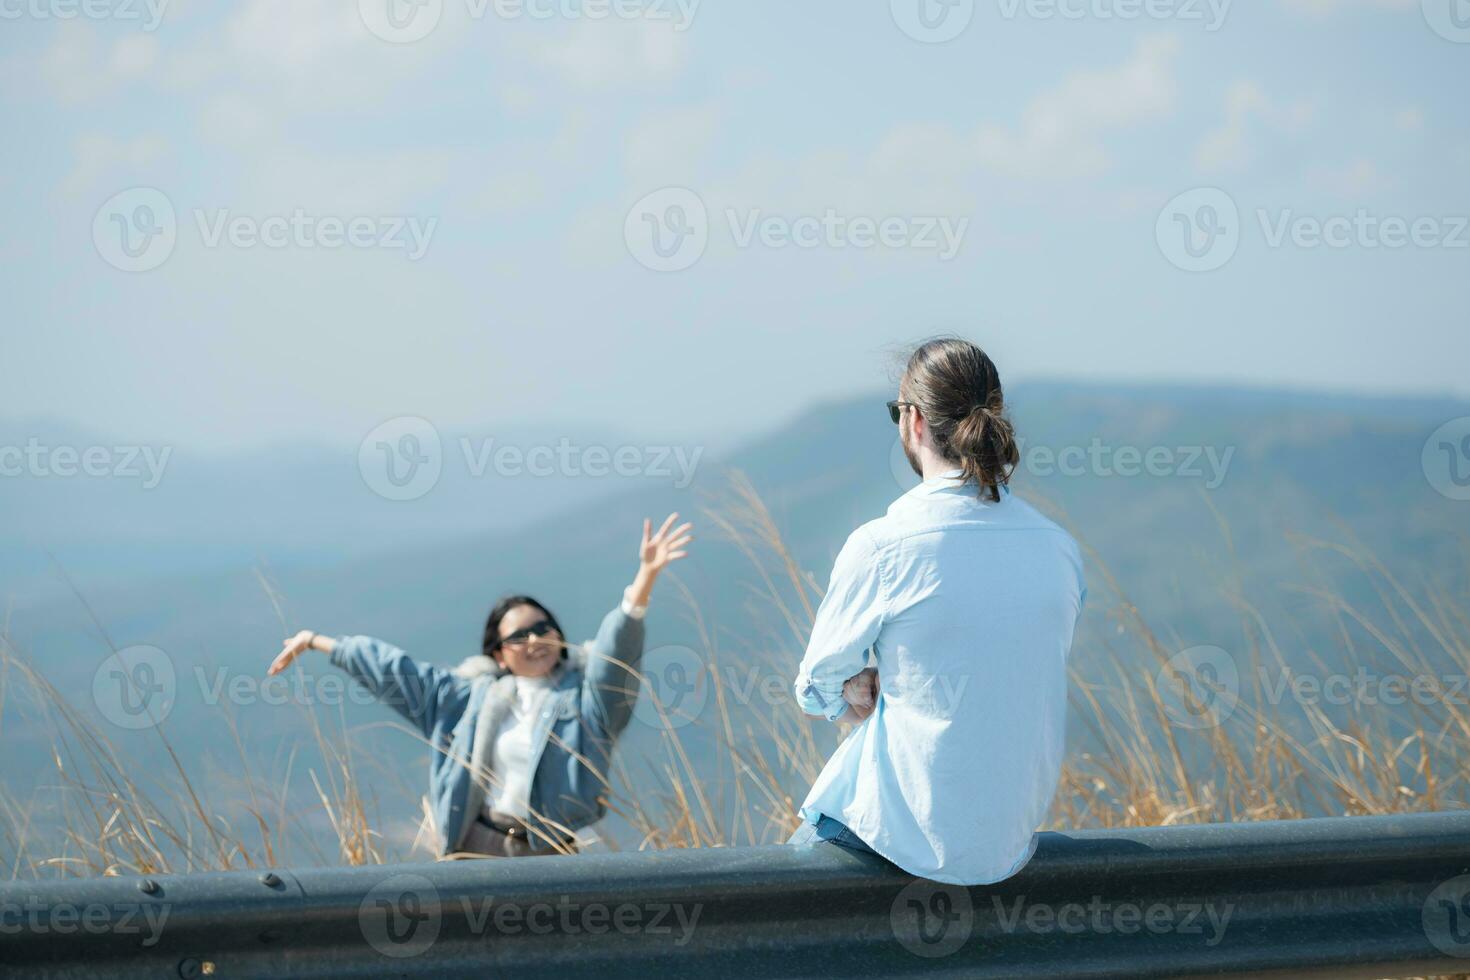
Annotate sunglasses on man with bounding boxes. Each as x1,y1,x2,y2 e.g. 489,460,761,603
497,620,560,649
887,400,916,424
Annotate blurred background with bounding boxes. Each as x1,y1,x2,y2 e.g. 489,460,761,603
1,0,1467,874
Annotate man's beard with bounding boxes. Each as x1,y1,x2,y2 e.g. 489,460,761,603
901,418,923,477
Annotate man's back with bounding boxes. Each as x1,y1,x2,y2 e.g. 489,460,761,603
794,473,1085,884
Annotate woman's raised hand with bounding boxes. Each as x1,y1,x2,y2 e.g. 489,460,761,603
268,629,334,676
639,512,694,574
624,512,693,611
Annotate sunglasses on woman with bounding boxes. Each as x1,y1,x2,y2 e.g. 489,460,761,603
887,400,916,424
497,620,559,648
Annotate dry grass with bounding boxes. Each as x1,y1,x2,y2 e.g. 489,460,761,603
605,472,1470,848
1,473,1466,879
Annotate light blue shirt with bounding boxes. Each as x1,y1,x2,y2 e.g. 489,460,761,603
793,472,1085,885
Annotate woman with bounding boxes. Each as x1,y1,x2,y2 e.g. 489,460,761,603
267,513,693,858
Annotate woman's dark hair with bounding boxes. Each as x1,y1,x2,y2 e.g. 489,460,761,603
481,595,566,662
900,337,1020,502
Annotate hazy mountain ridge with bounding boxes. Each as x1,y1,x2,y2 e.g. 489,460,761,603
9,381,1466,672
3,382,1466,857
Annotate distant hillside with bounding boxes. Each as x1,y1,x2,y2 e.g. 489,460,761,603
0,416,731,606
3,382,1466,858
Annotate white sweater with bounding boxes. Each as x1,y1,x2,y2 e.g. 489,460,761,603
484,672,557,818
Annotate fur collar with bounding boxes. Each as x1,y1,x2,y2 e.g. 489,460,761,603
450,642,588,682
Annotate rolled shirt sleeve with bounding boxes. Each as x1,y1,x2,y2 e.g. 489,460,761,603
794,526,886,722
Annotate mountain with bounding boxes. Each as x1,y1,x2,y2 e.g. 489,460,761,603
0,416,734,606
2,382,1466,861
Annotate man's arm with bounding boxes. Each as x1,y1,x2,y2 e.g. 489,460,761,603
793,527,886,723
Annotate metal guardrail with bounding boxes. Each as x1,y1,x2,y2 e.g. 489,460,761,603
3,811,1470,978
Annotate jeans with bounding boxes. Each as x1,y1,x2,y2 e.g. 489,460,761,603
787,813,879,857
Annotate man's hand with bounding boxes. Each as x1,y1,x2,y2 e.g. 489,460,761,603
841,667,880,722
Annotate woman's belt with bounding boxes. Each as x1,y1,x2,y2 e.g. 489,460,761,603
476,811,577,851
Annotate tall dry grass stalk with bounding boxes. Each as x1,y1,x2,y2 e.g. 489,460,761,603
0,571,385,878
2,473,1465,880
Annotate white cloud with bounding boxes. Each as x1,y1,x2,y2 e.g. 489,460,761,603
834,35,1183,188
219,0,451,108
624,103,721,186
39,21,161,103
463,162,550,216
243,147,458,215
525,18,689,88
1193,80,1315,173
110,34,159,77
60,133,169,198
581,38,1187,267
1396,106,1424,131
1308,157,1397,195
974,34,1181,180
199,92,280,150
226,0,376,75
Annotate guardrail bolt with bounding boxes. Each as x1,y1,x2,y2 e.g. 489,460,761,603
138,879,159,896
259,872,282,889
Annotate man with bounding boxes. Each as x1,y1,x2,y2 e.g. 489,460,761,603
789,337,1086,885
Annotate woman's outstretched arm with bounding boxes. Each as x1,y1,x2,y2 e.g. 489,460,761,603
268,631,468,739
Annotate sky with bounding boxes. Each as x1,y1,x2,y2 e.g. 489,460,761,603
1,0,1467,453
